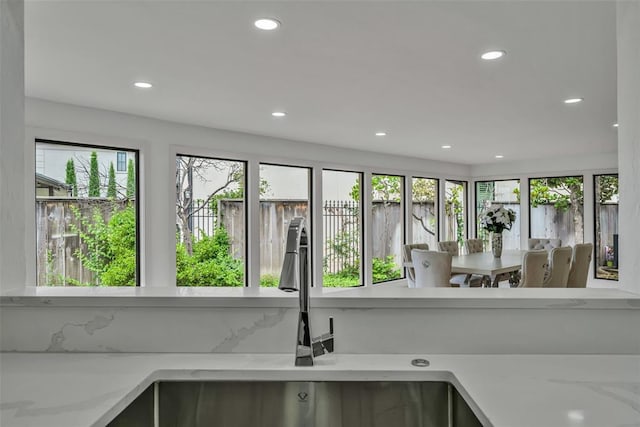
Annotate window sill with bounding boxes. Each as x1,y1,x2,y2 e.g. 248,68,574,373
1,285,638,309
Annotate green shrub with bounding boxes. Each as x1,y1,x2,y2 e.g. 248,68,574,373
372,256,401,282
259,274,280,287
176,227,244,286
322,274,360,287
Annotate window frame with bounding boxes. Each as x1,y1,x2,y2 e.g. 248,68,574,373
444,179,469,244
175,153,249,287
371,173,406,284
474,178,521,248
35,138,141,286
259,162,314,287
116,151,127,172
322,168,365,287
411,176,440,245
593,173,619,281
527,175,584,243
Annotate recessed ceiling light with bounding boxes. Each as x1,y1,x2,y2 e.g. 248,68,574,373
254,18,280,31
613,123,619,128
481,50,506,60
375,132,387,136
133,82,152,89
495,155,504,159
441,145,452,149
564,98,583,104
271,111,286,117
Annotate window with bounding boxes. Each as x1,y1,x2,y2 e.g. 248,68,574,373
175,155,246,286
260,164,311,287
411,177,438,249
444,180,467,247
322,170,362,287
116,152,127,172
371,174,403,283
475,179,520,251
529,176,584,245
594,174,619,281
35,140,138,286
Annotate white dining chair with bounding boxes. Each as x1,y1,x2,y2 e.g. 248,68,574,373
439,240,483,287
544,246,573,287
403,243,429,288
411,249,452,288
464,239,484,254
567,243,593,288
528,238,562,251
518,250,549,287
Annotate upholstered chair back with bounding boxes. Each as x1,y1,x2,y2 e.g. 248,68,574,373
544,246,573,287
567,243,593,288
464,239,484,254
402,243,429,287
437,241,459,257
519,250,549,287
528,238,562,251
411,249,452,288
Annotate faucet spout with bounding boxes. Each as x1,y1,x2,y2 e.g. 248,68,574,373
279,217,334,366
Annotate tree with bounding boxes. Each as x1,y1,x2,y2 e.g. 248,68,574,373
69,203,136,286
411,179,437,236
65,159,78,196
596,175,618,204
107,162,117,198
126,159,135,198
529,177,584,243
88,151,100,197
445,183,465,246
175,157,244,255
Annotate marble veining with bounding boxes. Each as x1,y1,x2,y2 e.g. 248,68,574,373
211,308,288,352
2,354,640,427
549,379,640,414
2,389,127,418
46,314,115,352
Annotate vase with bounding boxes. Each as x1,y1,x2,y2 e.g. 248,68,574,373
491,232,503,258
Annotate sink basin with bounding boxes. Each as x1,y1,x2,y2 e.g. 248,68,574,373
109,380,484,427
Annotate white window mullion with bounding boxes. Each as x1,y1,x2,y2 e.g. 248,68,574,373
405,176,413,245
438,179,446,243
362,171,373,286
247,160,260,288
311,166,323,288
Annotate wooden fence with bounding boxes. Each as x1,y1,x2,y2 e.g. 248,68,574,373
37,198,618,283
36,198,131,286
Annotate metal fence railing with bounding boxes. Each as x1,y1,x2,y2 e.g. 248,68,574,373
323,200,359,274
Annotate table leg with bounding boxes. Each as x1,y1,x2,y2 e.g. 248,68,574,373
482,275,492,288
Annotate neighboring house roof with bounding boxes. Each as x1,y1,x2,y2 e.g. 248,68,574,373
35,173,70,190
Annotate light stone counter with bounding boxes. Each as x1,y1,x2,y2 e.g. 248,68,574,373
1,353,639,427
2,285,639,309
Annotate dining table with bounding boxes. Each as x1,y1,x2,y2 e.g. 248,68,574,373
451,249,527,287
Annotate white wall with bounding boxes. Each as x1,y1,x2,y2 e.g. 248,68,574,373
23,97,630,290
0,0,26,292
617,1,640,295
24,97,471,288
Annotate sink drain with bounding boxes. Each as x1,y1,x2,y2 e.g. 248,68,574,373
410,358,430,367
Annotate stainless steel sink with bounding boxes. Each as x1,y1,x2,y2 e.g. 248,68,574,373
108,380,485,427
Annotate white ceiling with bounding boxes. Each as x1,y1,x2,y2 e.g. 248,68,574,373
25,1,617,165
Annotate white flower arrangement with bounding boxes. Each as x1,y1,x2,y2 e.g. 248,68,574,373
480,205,516,234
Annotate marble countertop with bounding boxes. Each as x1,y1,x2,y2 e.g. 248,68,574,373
1,353,638,427
2,285,639,309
